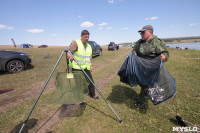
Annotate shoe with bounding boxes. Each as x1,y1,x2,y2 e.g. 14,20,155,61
92,96,99,100
79,102,85,105
135,101,146,108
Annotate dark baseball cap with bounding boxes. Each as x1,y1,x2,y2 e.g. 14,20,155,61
138,25,154,32
81,30,90,35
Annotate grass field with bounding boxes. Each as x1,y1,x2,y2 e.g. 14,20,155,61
0,46,200,133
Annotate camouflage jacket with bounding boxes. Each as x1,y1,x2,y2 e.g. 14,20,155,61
133,35,169,61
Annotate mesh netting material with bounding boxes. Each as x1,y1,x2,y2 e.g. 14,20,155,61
148,65,176,105
52,71,89,104
118,51,176,105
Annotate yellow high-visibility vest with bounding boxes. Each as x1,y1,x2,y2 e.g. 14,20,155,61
69,40,92,70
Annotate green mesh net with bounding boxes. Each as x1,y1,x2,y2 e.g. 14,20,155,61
52,71,89,104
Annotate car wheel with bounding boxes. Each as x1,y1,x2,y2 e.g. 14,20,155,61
6,60,25,73
99,50,102,56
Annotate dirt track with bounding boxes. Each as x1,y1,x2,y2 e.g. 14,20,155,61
0,81,55,114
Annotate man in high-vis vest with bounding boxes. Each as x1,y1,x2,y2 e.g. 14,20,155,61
67,30,99,100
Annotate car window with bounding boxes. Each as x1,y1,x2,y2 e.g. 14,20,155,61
93,42,97,46
88,42,94,47
110,42,115,45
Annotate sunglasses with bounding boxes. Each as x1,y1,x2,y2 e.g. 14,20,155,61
140,31,145,35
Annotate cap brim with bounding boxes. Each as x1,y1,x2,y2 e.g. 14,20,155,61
138,29,146,32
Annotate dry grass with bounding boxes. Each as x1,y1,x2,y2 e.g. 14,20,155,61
0,46,199,133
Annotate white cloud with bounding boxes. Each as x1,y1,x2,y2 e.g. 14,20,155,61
150,17,158,20
108,0,123,3
189,23,198,26
78,15,82,18
108,0,114,4
80,21,94,28
27,29,44,33
0,24,6,29
106,27,113,30
50,33,56,36
99,22,107,26
123,27,128,30
144,17,158,20
0,24,15,30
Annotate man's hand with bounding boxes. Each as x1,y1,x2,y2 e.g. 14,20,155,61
67,53,74,62
91,66,94,72
160,54,166,61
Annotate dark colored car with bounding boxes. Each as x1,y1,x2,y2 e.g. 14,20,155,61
0,50,32,73
38,45,48,48
108,42,119,50
87,41,102,57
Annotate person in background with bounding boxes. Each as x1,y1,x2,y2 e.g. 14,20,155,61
67,30,99,100
133,25,169,107
116,44,119,50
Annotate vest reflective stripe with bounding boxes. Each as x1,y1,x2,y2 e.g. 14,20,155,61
69,40,92,70
75,58,91,63
73,52,91,58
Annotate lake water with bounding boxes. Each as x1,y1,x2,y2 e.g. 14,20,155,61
166,42,200,50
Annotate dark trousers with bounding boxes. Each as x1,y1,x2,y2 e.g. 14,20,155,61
139,85,149,103
72,68,95,97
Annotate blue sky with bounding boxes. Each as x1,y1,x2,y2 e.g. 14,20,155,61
0,0,200,46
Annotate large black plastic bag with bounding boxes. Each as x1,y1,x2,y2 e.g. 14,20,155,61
118,55,132,85
118,51,176,105
133,53,161,87
118,51,161,87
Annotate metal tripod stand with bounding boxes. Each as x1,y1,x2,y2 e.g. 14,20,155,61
19,49,122,133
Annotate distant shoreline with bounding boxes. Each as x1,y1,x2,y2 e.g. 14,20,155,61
166,41,200,44
164,39,200,44
118,36,200,46
162,36,200,44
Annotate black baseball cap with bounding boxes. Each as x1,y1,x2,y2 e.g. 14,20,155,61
81,30,90,35
138,25,154,32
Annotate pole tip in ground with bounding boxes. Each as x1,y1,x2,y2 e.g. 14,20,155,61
119,120,123,124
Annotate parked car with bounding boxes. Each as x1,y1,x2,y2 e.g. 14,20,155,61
108,42,119,50
87,41,102,57
38,45,48,48
0,50,32,73
20,43,33,48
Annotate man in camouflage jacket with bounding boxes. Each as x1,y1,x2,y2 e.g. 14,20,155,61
133,25,169,107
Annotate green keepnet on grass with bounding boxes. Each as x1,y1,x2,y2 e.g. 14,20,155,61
53,71,89,104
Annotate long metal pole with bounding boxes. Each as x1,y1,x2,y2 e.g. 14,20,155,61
67,50,123,123
19,51,65,133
